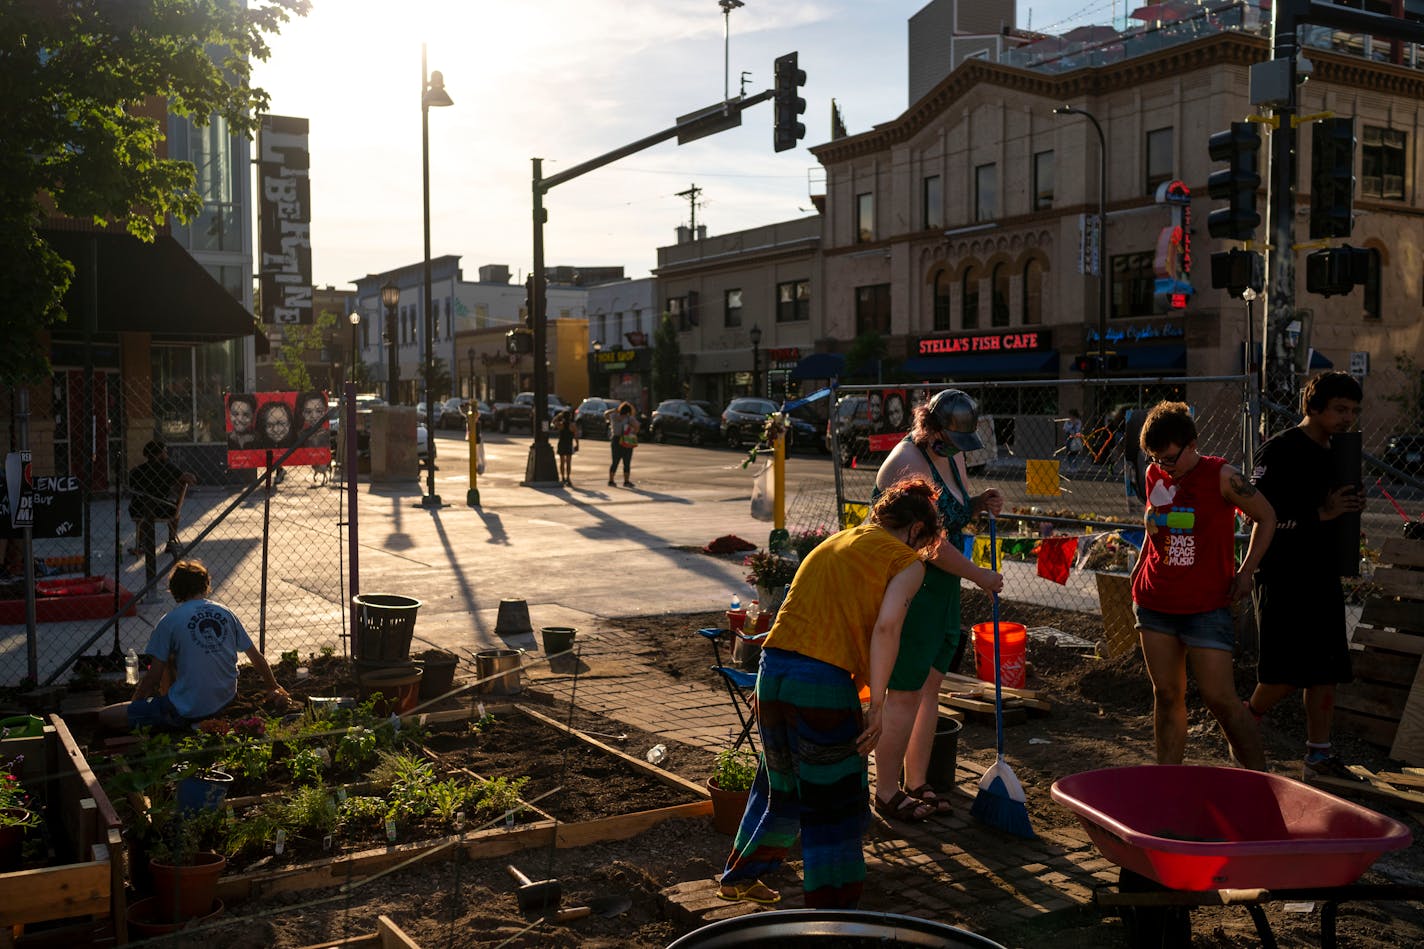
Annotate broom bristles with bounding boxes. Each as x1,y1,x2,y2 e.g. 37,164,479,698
971,759,1035,839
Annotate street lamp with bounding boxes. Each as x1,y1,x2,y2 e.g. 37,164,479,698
380,280,400,404
348,311,361,385
421,43,453,509
749,324,763,397
1053,105,1108,383
720,0,744,102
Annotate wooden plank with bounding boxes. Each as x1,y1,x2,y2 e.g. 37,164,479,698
1391,650,1424,765
1353,648,1421,686
296,936,380,949
1377,771,1424,790
377,915,422,949
105,827,127,947
1306,770,1424,810
1334,709,1399,748
1352,626,1424,655
941,671,1048,701
1380,536,1424,569
1335,680,1411,719
50,714,122,832
515,705,711,799
943,693,1029,724
939,682,1051,712
1373,566,1424,601
934,705,966,725
1360,597,1424,633
217,800,711,905
0,860,110,927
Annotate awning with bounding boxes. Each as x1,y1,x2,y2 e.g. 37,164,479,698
1124,346,1187,372
791,352,846,380
44,228,259,340
899,350,1059,378
1309,349,1333,369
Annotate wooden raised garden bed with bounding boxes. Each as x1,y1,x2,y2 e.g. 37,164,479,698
0,714,126,945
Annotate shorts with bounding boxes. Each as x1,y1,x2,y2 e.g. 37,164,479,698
1254,574,1352,686
1133,604,1235,652
126,694,190,730
889,565,961,691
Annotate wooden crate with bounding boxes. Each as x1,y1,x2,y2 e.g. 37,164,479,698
0,714,126,946
1337,537,1424,760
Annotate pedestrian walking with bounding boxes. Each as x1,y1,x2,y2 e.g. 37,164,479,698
608,401,640,488
718,477,940,908
871,389,1004,820
555,411,579,487
1247,371,1365,779
1063,408,1084,470
1130,401,1276,770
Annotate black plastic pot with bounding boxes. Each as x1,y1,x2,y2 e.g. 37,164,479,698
665,910,1007,948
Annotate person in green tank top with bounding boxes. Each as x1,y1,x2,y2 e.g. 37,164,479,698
872,389,1004,819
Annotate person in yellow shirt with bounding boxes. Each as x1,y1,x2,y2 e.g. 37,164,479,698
718,477,942,909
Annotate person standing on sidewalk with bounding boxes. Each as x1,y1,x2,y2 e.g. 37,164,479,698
718,477,940,908
1247,371,1365,779
1130,401,1275,770
555,411,579,487
608,401,639,488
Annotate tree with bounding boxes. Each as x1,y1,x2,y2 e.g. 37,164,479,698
1,1,310,384
417,357,452,403
652,313,682,403
845,330,889,382
272,309,337,391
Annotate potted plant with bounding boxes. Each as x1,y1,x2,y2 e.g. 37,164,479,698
0,754,39,871
707,746,758,835
743,549,797,616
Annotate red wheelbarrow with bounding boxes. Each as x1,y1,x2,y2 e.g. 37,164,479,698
1052,766,1417,947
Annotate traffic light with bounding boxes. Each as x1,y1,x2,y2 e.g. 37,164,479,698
522,275,544,329
773,52,806,153
1310,117,1355,240
1073,353,1124,373
1207,122,1261,242
505,328,533,355
1210,249,1263,299
1305,246,1371,297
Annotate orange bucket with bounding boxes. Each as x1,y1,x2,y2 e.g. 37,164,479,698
971,621,1027,690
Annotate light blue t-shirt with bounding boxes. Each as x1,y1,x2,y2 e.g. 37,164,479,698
142,598,253,719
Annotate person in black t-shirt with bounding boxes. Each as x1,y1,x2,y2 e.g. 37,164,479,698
127,440,197,556
1248,372,1364,780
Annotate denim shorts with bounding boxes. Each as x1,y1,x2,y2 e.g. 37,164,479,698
1133,604,1235,652
126,694,189,730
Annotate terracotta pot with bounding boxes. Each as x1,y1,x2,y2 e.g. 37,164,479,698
707,777,751,836
128,895,224,937
149,851,226,922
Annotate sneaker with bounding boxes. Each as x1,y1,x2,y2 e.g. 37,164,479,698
1304,753,1362,781
608,479,616,487
623,481,636,488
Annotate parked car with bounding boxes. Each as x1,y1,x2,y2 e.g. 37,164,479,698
417,422,432,464
1383,432,1424,476
649,399,721,446
721,397,823,453
474,400,494,430
437,397,471,430
575,398,618,438
492,392,568,432
827,393,994,471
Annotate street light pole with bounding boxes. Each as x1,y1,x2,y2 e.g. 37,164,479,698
348,311,360,385
420,43,453,509
720,0,744,103
749,324,763,397
381,281,400,405
466,347,475,399
1053,105,1108,387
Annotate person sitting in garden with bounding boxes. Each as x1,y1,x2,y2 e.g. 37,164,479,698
98,560,293,733
127,439,197,557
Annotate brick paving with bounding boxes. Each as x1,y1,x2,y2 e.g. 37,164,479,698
525,621,1111,934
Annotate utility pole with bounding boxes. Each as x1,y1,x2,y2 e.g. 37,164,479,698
675,184,702,236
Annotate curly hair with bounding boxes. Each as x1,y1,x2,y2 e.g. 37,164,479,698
870,476,943,558
1140,401,1196,455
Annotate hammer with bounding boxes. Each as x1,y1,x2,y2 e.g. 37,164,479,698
507,864,561,919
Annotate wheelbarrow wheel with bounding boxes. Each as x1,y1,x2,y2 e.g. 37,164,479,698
1117,869,1192,949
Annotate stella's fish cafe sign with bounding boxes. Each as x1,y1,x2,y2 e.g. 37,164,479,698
915,329,1051,356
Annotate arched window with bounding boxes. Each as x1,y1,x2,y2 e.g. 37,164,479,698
933,270,951,331
991,263,1010,327
1022,259,1043,325
961,265,979,330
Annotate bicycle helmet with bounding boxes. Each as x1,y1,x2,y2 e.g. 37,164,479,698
928,389,983,451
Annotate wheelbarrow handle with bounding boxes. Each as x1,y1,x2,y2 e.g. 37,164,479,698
507,864,534,887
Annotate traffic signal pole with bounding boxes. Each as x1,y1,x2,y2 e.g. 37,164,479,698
524,88,775,487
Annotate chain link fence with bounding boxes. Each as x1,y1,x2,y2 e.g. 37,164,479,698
2,378,348,685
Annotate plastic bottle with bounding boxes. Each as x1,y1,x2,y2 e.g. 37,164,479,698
730,593,741,612
746,600,761,632
124,648,139,685
646,743,668,765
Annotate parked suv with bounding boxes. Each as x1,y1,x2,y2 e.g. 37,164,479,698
492,392,569,433
649,400,720,446
575,397,618,438
1383,432,1424,476
721,397,822,452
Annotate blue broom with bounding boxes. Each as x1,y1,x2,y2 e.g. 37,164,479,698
969,513,1036,839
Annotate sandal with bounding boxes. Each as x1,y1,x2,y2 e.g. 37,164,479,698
872,789,934,823
717,879,781,905
906,783,953,816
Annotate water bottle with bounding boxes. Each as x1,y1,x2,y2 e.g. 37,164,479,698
646,743,668,765
124,648,139,685
730,593,741,612
746,600,761,633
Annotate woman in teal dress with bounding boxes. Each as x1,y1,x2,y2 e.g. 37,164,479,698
871,389,1004,819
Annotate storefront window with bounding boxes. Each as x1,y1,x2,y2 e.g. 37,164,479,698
1111,252,1155,318
151,342,237,445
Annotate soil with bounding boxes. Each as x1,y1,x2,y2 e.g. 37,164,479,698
97,601,1424,946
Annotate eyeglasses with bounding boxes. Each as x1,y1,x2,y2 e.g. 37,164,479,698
1148,448,1184,467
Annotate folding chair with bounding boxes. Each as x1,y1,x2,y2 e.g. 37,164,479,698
697,627,758,752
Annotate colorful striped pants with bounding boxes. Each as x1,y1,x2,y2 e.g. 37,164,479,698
720,647,870,908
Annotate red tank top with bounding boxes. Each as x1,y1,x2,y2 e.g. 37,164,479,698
1131,455,1237,614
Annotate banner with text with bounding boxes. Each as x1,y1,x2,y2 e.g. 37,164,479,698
258,115,313,325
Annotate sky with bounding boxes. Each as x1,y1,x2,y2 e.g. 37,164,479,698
250,0,1120,290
